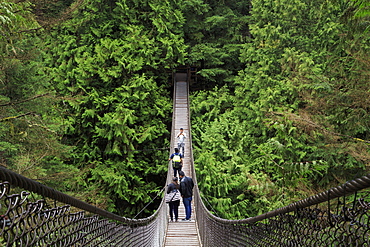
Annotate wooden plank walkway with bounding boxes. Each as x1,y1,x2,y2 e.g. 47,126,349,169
164,76,201,247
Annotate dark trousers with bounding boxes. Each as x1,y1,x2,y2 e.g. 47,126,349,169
173,165,182,177
169,200,180,221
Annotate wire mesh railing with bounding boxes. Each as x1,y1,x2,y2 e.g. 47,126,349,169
180,72,370,246
0,166,169,247
0,73,180,247
193,174,370,246
2,74,370,246
190,149,370,246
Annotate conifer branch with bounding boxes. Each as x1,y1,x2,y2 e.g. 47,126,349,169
272,112,370,144
0,93,49,107
0,112,39,122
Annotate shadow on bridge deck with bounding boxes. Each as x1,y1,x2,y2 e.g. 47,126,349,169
175,73,188,82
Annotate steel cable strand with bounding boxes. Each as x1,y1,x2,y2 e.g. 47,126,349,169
215,218,226,246
240,223,256,246
0,166,136,225
42,208,59,244
347,201,369,246
90,220,118,247
0,182,10,199
199,190,220,217
274,214,293,246
63,211,86,245
74,214,100,245
298,208,318,245
109,225,129,246
360,216,370,246
134,186,166,219
0,184,11,236
90,218,112,245
49,206,72,246
239,223,255,246
253,221,270,246
109,224,131,247
231,173,370,226
276,216,296,247
77,217,104,246
249,223,268,246
24,201,48,245
333,201,357,246
4,192,29,244
52,206,71,243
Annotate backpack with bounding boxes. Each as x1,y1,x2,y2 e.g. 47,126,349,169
172,153,182,168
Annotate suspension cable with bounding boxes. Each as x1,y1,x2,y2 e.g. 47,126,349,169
133,186,166,219
199,191,220,218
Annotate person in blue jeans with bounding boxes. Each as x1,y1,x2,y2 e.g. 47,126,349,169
179,171,194,221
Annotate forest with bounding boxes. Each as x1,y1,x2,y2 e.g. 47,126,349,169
0,0,369,219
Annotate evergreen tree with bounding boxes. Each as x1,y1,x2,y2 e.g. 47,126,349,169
45,0,187,216
0,0,76,188
191,0,370,219
182,0,250,88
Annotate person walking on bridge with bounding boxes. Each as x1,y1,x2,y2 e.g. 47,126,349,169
168,148,183,177
176,128,186,157
167,177,180,222
179,171,194,221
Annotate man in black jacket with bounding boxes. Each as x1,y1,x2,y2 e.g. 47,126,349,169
179,171,194,221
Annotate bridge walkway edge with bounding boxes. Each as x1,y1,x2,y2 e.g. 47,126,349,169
164,77,202,247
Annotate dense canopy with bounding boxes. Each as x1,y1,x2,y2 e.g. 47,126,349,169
0,0,369,218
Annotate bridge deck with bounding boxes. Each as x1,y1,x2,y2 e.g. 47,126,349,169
164,77,201,246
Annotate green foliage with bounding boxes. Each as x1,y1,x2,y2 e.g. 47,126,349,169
1,0,368,223
352,0,370,18
44,0,188,216
0,0,74,193
182,0,248,87
191,0,369,219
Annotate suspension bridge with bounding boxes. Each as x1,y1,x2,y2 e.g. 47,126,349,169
1,72,370,246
